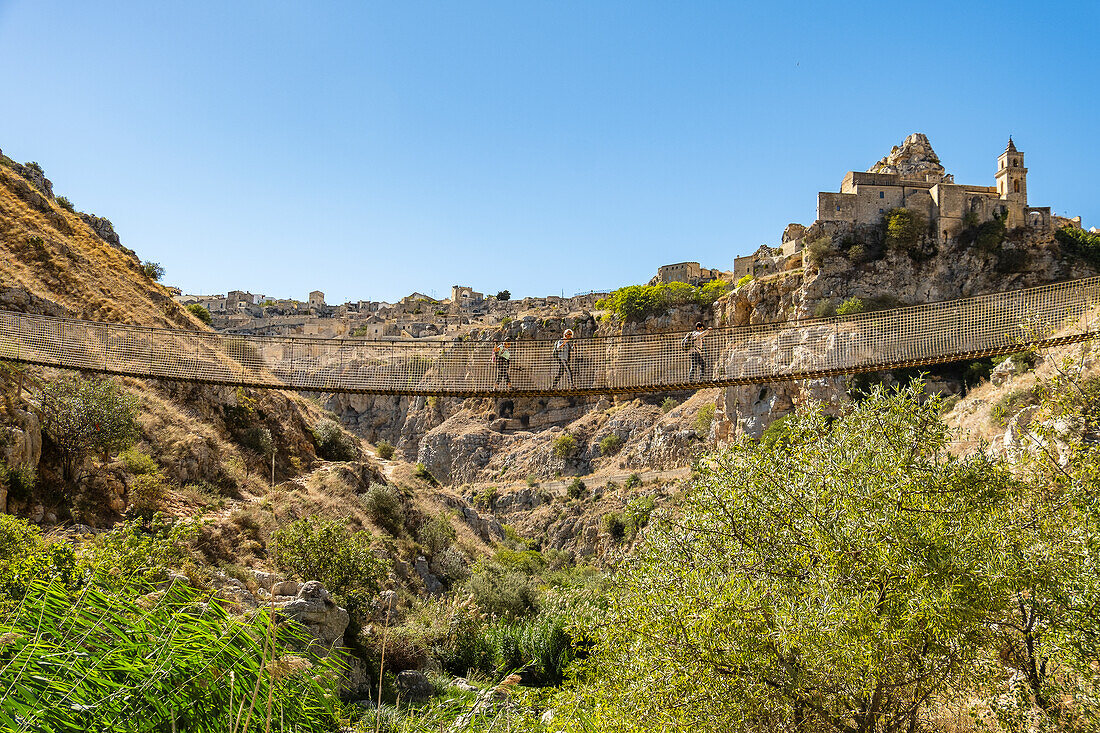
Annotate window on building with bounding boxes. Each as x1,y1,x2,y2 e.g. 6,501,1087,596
879,191,884,199
836,205,841,212
1014,180,1020,193
879,208,884,214
1012,160,1019,167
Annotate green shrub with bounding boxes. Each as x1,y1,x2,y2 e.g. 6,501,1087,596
883,208,927,258
567,478,588,500
585,386,1028,729
759,414,793,449
240,425,273,456
813,300,836,318
996,247,1030,273
361,483,406,535
376,440,395,460
804,235,836,267
464,559,540,617
141,260,165,280
0,513,51,605
599,434,623,456
624,473,642,490
40,375,139,482
525,474,539,487
595,281,729,322
186,302,213,325
0,462,37,503
694,403,716,435
127,472,169,520
82,518,195,591
735,274,753,288
661,397,679,413
991,384,1050,427
272,516,388,604
120,447,158,475
1055,225,1100,267
311,418,358,461
501,316,512,326
56,195,75,213
624,496,655,538
551,433,579,459
835,297,866,316
417,511,457,558
603,512,626,541
414,462,438,485
846,243,870,264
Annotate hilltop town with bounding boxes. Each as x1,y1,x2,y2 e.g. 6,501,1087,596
172,133,1093,344
172,263,735,339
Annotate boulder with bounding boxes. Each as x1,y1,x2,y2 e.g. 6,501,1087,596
276,581,350,648
395,670,435,702
414,556,443,594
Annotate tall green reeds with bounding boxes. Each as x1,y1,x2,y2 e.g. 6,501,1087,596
0,577,341,732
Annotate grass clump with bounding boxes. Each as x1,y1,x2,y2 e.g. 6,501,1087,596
120,447,158,475
567,478,587,500
414,462,438,485
376,440,395,460
661,397,679,413
991,383,1051,427
551,433,578,459
694,403,716,435
599,433,623,456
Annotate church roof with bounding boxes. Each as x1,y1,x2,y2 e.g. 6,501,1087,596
1005,137,1018,153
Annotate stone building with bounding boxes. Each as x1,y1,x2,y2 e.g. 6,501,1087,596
308,290,326,308
450,285,484,309
656,262,722,285
816,134,1052,240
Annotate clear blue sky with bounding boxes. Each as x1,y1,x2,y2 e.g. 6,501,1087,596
1,1,1097,304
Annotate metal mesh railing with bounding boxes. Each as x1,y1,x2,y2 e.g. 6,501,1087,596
1,276,1098,396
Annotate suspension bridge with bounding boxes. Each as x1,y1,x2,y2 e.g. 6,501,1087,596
1,276,1098,397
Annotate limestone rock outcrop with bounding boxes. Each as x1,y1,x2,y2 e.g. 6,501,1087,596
276,580,351,650
867,132,951,183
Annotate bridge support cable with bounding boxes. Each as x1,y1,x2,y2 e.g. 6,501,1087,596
0,276,1098,397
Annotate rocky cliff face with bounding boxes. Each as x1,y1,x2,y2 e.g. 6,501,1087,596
868,132,951,183
714,219,1097,439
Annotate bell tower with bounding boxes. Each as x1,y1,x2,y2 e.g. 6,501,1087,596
995,137,1027,204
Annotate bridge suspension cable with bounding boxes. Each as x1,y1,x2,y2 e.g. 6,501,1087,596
1,276,1098,397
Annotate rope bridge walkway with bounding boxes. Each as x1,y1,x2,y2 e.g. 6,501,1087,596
2,276,1099,397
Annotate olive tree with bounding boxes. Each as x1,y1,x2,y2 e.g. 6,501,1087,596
578,385,1025,733
40,375,139,482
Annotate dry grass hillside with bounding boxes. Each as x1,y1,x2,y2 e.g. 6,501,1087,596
0,152,502,592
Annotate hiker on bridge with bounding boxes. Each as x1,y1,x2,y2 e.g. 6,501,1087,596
686,322,712,382
551,329,575,389
492,340,513,389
